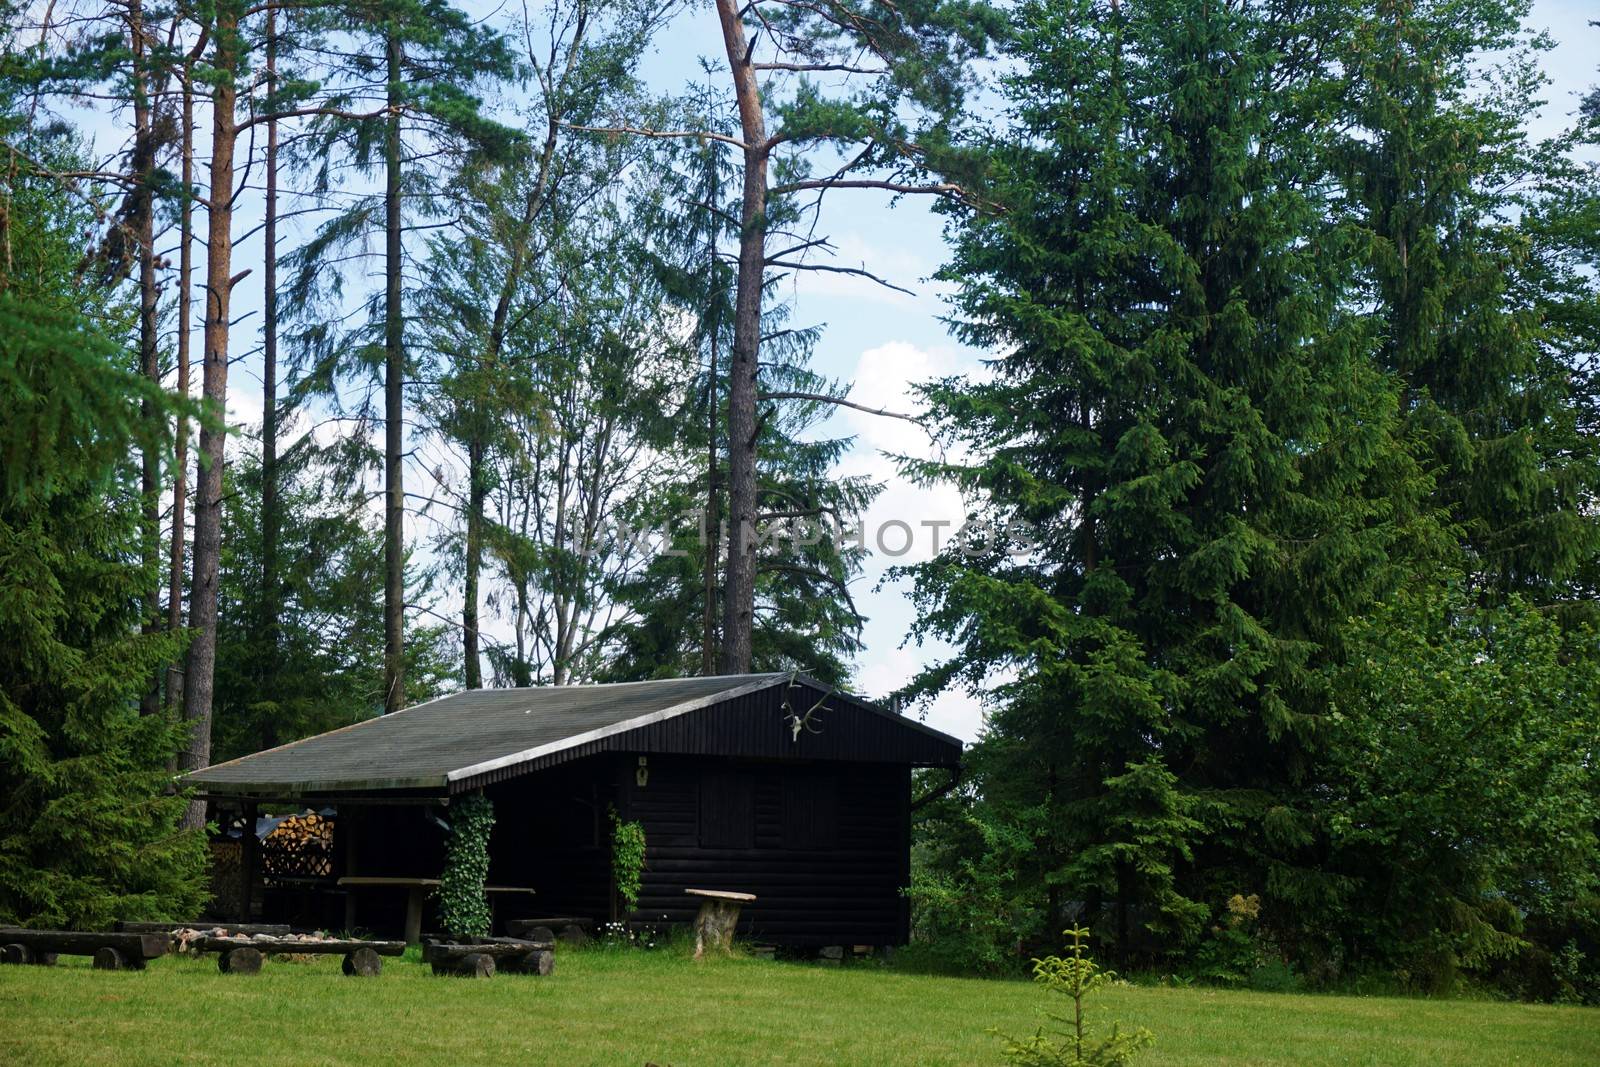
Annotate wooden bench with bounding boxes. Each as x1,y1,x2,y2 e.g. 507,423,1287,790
505,917,592,944
423,936,554,978
116,921,291,937
685,889,756,958
0,927,168,971
194,935,405,976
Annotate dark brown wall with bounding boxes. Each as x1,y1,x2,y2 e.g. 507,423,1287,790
485,759,619,921
324,750,915,946
618,754,911,947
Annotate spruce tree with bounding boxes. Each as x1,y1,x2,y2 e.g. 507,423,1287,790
0,114,208,927
906,0,1424,960
1333,0,1600,607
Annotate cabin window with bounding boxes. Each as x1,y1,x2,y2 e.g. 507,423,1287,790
699,769,755,849
781,769,839,850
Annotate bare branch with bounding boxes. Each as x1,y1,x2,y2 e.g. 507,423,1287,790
753,61,886,75
766,258,915,295
560,122,751,151
770,177,970,198
759,390,921,423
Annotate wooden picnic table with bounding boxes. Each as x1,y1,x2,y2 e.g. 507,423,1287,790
336,877,535,944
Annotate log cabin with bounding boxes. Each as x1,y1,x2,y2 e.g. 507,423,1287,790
186,673,962,949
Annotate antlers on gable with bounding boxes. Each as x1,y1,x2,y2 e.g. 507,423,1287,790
781,672,829,742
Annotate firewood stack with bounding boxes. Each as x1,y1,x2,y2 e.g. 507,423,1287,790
260,811,334,879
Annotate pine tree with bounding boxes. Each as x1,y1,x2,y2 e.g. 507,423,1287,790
413,0,666,688
598,116,879,686
210,439,453,760
585,0,1000,672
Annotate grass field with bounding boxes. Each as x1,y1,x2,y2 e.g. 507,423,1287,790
0,946,1595,1066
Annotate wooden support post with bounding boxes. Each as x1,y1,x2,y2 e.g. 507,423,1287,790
693,900,740,958
339,807,359,933
403,885,423,946
239,800,259,923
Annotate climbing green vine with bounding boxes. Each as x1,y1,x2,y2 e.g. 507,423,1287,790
610,807,646,916
437,793,495,938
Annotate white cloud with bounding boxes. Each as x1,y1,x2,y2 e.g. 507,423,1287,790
816,338,1007,742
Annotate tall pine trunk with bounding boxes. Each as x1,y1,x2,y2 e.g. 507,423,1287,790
714,0,767,675
167,61,195,710
132,0,161,715
383,31,406,713
463,437,483,688
701,146,721,675
260,11,280,672
180,6,240,826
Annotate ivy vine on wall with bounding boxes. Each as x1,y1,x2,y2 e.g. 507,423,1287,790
437,792,495,939
610,806,646,916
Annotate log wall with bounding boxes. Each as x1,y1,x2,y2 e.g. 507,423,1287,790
618,755,911,947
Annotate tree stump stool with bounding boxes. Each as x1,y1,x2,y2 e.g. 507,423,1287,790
342,947,383,977
686,889,756,959
218,946,264,974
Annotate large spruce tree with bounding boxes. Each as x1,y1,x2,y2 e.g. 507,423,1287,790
906,0,1426,962
0,114,208,927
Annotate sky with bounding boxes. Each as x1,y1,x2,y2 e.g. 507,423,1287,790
52,0,1599,743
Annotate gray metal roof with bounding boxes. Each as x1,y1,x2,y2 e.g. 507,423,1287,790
186,673,959,796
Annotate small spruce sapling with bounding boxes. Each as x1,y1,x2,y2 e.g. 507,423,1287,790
996,927,1153,1067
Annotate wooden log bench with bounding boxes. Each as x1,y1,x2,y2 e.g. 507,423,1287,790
0,928,168,971
116,921,291,937
505,917,592,945
685,889,756,959
194,936,405,976
423,937,554,978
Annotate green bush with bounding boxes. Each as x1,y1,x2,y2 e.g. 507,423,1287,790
907,810,1039,975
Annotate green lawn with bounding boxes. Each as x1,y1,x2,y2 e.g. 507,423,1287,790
0,947,1594,1066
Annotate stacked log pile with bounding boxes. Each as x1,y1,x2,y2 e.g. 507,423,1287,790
260,812,334,879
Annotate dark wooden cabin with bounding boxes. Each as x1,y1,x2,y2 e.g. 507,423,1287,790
187,673,962,948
